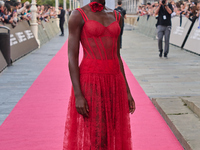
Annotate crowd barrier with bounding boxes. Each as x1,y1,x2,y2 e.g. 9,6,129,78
137,16,157,38
130,16,200,55
0,51,7,71
184,20,200,54
0,18,61,72
0,26,10,71
6,21,39,62
38,19,60,45
170,17,190,47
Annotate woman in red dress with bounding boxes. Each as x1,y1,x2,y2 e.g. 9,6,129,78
63,0,136,149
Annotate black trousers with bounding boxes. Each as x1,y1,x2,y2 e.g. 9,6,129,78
120,21,124,48
60,20,65,35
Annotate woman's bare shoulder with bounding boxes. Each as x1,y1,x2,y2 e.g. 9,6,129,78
68,9,84,26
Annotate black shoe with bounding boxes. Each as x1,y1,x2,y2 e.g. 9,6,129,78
159,50,163,57
59,34,64,36
164,53,168,58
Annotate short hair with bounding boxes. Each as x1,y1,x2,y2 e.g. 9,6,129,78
59,4,63,8
0,1,5,8
118,1,122,5
14,2,20,7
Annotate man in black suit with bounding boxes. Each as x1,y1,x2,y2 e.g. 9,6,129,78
58,4,65,36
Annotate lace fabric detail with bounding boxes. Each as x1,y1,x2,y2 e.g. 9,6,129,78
63,8,132,150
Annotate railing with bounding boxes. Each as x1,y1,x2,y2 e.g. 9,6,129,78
126,15,200,55
0,18,61,72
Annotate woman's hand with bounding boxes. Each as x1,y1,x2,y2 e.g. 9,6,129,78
75,95,89,118
128,93,136,114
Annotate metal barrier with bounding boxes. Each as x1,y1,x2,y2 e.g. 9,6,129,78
0,26,11,66
129,15,200,55
170,17,191,47
38,24,50,45
184,19,200,54
0,19,60,72
38,19,60,45
136,16,157,38
0,50,7,72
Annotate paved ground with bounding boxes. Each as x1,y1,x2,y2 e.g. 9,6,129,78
0,34,68,125
121,29,200,98
121,27,200,150
0,25,200,149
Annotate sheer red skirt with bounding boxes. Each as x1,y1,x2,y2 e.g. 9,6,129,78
63,59,132,150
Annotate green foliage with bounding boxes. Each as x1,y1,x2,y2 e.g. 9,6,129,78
37,0,42,5
43,0,55,6
21,0,42,6
21,0,69,8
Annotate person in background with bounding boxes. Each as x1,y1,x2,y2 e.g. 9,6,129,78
58,4,65,36
146,2,152,20
155,0,173,58
170,0,177,17
115,1,126,48
50,6,57,18
16,1,26,15
197,1,200,29
0,1,5,25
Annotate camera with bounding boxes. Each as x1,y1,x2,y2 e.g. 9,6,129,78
162,0,166,5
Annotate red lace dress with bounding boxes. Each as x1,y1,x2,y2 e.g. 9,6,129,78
63,8,132,150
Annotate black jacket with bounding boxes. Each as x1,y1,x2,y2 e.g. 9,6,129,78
58,9,65,22
156,4,173,26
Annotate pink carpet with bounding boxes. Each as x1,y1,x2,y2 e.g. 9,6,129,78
0,41,183,150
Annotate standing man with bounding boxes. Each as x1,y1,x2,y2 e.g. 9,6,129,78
155,0,173,58
115,1,126,49
58,4,65,36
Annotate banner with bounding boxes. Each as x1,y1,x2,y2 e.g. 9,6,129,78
184,20,200,54
0,51,7,72
170,16,191,47
7,21,39,61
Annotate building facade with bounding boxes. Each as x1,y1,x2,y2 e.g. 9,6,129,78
80,0,156,14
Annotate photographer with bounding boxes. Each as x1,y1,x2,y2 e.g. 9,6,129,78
155,0,173,58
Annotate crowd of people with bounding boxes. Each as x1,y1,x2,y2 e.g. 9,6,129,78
0,0,58,28
137,0,200,21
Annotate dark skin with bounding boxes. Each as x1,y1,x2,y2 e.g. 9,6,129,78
68,0,136,118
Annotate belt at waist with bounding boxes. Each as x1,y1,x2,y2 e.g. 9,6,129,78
79,59,121,74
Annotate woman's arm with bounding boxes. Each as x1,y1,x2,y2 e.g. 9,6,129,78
68,10,89,117
116,13,136,114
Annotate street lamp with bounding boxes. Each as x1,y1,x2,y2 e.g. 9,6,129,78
55,0,59,26
64,0,66,10
30,0,40,46
70,0,72,10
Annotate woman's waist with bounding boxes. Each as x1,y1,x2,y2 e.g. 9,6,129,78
79,59,121,74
